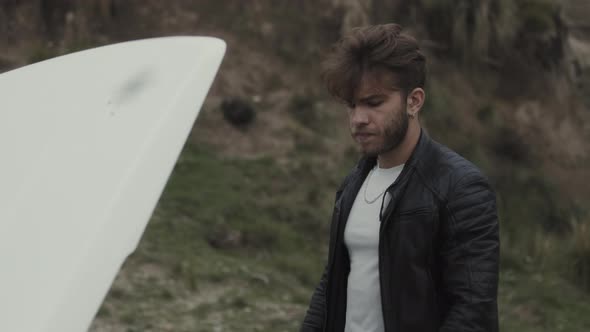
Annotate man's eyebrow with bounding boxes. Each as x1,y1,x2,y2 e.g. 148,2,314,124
358,94,387,103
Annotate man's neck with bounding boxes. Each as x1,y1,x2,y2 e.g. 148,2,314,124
377,124,421,169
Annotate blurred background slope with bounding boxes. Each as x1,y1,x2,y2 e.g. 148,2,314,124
1,1,589,331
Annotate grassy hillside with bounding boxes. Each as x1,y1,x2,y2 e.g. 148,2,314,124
91,143,342,331
1,1,589,331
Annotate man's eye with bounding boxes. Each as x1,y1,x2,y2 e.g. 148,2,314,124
367,100,382,107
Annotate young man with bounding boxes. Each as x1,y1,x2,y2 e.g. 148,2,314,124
301,24,499,332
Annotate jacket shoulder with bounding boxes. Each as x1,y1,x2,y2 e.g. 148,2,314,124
415,138,490,201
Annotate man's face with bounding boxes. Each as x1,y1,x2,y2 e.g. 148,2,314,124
348,72,409,157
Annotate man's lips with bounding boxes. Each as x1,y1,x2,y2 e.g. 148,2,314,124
353,132,375,142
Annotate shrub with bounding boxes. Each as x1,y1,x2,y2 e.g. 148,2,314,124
220,97,256,128
517,0,559,35
491,126,531,164
569,220,590,291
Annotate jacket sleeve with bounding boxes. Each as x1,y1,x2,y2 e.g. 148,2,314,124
439,171,500,332
301,265,328,332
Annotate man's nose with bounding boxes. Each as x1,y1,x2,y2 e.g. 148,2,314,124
350,107,369,127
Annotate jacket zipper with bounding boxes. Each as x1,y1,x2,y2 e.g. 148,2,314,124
324,206,339,332
378,187,398,332
377,169,415,332
378,220,389,332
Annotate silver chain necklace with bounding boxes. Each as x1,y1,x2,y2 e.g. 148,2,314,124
363,168,387,204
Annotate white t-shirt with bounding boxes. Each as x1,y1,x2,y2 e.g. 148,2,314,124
344,163,404,332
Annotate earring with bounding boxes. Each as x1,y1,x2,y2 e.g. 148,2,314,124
408,112,415,119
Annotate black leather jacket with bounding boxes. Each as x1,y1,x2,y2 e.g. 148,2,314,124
301,130,500,332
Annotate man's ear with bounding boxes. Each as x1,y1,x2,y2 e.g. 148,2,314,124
406,88,425,117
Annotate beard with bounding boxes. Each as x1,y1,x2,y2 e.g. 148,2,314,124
362,110,409,157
